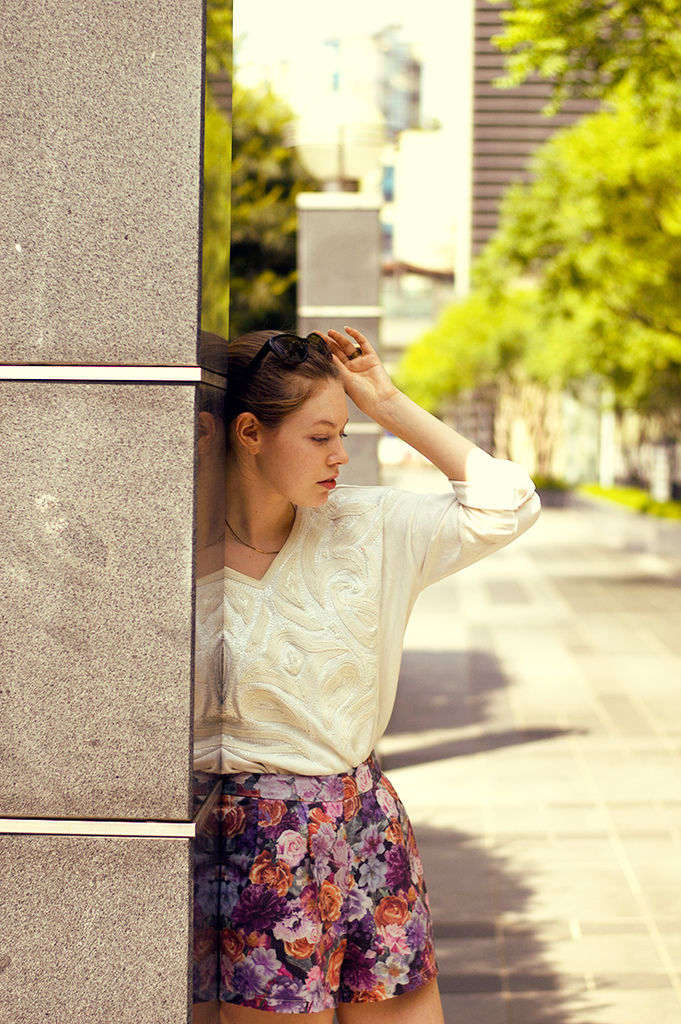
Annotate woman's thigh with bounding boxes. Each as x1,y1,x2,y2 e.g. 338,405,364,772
194,983,444,1023
217,1003,335,1024
336,979,444,1024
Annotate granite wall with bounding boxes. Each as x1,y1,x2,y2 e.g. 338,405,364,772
0,2,222,1020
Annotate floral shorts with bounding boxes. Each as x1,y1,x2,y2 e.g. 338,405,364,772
193,753,437,1012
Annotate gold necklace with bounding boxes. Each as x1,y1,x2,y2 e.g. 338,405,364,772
224,517,282,555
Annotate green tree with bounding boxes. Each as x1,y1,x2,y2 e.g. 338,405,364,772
201,0,318,339
201,0,232,337
490,0,681,114
396,288,540,411
400,2,681,437
474,88,681,424
229,84,318,338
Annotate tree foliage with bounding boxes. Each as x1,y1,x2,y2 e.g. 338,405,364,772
490,0,681,115
201,0,318,339
201,0,232,337
473,87,681,423
395,288,540,411
229,85,318,338
400,4,681,434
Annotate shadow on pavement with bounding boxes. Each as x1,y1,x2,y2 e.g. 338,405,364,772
383,649,581,772
381,648,600,1022
381,726,577,772
415,822,603,1023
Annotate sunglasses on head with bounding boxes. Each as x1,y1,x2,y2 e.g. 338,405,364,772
239,332,331,381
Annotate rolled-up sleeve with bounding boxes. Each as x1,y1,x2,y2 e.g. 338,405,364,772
382,458,541,594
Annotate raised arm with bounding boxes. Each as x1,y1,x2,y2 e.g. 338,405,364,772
325,326,508,484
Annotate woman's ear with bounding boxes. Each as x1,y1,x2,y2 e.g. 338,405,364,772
197,411,219,456
233,412,263,455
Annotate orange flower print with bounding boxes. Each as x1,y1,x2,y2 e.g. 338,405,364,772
326,939,347,990
222,803,246,838
258,799,287,827
193,927,217,962
343,776,361,821
374,895,409,929
284,936,316,960
385,821,404,845
248,849,293,896
309,806,333,832
350,983,387,1003
221,928,245,963
319,879,343,923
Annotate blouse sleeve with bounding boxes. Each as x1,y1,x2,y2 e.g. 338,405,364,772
381,457,541,595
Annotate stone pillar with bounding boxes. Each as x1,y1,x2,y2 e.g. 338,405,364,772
296,192,382,485
0,3,217,1021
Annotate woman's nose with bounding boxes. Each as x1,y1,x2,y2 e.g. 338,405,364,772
328,438,349,465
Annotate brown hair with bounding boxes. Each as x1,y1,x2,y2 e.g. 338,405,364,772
225,330,340,428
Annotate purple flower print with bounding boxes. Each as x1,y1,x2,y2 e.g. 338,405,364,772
232,948,279,1001
344,885,374,924
231,884,288,931
357,824,385,859
385,843,411,891
304,966,330,1013
268,975,308,1012
319,775,345,801
405,911,427,950
358,856,387,893
341,942,378,993
375,953,411,992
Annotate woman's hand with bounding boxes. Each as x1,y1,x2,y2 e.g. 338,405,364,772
322,326,484,482
323,327,399,418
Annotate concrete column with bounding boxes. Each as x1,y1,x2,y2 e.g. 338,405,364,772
0,2,216,1020
297,192,382,485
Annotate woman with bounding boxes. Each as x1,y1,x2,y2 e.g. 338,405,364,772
193,326,540,1022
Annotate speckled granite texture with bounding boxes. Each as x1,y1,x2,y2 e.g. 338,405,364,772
0,1,203,365
0,382,197,820
0,834,193,1023
297,197,381,309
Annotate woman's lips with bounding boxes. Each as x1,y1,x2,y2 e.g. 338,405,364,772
318,478,337,490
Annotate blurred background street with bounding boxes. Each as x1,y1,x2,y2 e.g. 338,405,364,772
379,466,681,1024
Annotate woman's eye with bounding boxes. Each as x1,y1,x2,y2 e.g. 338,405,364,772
312,436,329,443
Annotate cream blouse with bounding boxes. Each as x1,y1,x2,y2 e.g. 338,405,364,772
193,458,540,776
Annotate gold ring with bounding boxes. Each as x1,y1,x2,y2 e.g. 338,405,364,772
347,347,362,361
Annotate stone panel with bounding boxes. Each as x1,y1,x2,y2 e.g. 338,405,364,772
0,382,197,820
0,0,203,365
297,197,382,309
0,833,192,1024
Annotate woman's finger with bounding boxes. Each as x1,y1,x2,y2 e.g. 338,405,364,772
327,327,368,362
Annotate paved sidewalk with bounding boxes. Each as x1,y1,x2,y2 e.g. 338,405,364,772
379,470,681,1024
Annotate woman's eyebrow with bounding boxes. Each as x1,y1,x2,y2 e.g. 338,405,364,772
311,419,349,429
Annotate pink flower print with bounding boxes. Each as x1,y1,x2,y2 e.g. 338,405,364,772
257,775,295,799
355,761,373,793
375,785,397,819
276,829,307,867
382,923,410,955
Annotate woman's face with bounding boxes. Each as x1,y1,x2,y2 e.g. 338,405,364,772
254,379,350,507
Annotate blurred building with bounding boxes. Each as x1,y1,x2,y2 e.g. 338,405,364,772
470,0,595,257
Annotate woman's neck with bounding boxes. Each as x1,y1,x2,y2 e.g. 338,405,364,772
224,459,295,554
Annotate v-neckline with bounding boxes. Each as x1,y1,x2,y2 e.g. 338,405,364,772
223,506,303,586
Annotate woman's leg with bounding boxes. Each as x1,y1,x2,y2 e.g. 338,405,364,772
194,983,443,1024
217,1003,335,1023
337,979,445,1024
193,1000,220,1023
